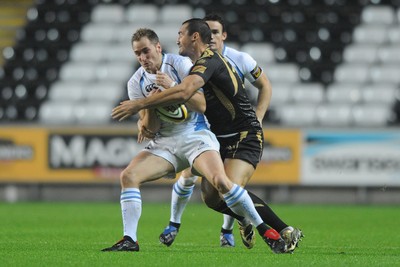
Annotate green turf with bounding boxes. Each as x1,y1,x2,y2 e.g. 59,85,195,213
0,202,399,267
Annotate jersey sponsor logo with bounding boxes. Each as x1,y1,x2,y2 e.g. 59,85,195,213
144,83,159,93
191,65,207,74
250,66,262,79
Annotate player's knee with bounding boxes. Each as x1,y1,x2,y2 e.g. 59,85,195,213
179,175,197,187
120,168,138,187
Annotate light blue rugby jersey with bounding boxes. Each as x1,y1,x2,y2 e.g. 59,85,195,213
222,45,263,83
127,53,208,137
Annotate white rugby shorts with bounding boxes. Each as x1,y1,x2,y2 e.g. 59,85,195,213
144,129,220,178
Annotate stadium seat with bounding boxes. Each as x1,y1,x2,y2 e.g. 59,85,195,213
125,4,159,24
326,83,362,104
370,64,400,84
263,63,299,83
352,104,393,127
83,82,124,102
59,62,97,82
39,101,75,124
95,62,133,82
353,25,388,44
69,43,109,62
74,102,114,124
153,24,182,46
268,82,293,107
48,81,86,101
377,45,400,63
342,44,378,63
291,83,325,104
276,104,318,126
159,5,193,23
333,63,370,83
80,23,117,43
361,83,400,105
316,103,353,127
240,42,275,64
361,5,396,25
91,4,125,23
105,44,137,63
388,26,400,43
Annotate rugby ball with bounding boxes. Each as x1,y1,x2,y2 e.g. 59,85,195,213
155,104,188,123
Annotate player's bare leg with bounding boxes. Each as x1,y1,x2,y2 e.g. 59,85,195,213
102,151,175,252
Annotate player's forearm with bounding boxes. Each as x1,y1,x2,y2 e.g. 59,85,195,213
254,74,272,122
185,91,206,113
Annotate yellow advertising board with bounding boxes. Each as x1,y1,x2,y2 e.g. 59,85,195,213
0,127,141,182
249,128,301,185
0,127,301,184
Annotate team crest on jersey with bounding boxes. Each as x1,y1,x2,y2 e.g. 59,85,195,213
250,66,262,79
199,48,214,59
192,65,206,74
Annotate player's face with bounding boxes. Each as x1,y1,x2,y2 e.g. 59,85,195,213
132,37,162,74
206,20,227,53
177,23,194,58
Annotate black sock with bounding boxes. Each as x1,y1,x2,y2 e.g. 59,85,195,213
169,221,181,229
221,228,233,234
211,201,245,221
248,191,288,232
256,224,269,236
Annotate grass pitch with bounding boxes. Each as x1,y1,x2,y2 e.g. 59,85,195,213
0,202,399,267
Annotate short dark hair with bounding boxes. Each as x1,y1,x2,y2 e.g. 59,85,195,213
182,18,211,44
203,13,226,33
131,28,159,45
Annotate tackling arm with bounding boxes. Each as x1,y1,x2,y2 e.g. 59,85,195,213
112,74,205,121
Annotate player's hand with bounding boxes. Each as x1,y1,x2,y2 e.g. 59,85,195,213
156,71,175,89
111,100,142,121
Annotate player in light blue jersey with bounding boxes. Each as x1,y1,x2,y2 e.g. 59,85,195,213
103,28,286,253
158,14,303,252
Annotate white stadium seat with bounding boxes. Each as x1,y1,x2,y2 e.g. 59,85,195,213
125,4,159,24
316,104,353,127
264,63,299,83
69,43,108,62
159,5,192,23
59,62,97,82
91,4,125,23
361,5,396,25
352,104,393,127
95,62,133,82
39,101,75,124
370,64,400,84
326,83,362,104
74,102,114,124
342,44,378,63
241,42,275,64
48,82,86,101
276,104,317,126
377,45,400,63
353,25,388,44
268,83,293,107
388,26,400,43
83,82,124,102
80,23,117,43
333,63,370,83
362,84,400,105
291,83,325,104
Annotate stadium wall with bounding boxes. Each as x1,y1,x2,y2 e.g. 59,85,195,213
1,126,399,204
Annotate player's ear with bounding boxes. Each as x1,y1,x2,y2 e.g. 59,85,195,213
222,31,227,41
156,42,162,53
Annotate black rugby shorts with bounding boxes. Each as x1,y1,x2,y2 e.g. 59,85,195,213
218,130,264,168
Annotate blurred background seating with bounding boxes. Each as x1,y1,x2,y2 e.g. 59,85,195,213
0,0,399,128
